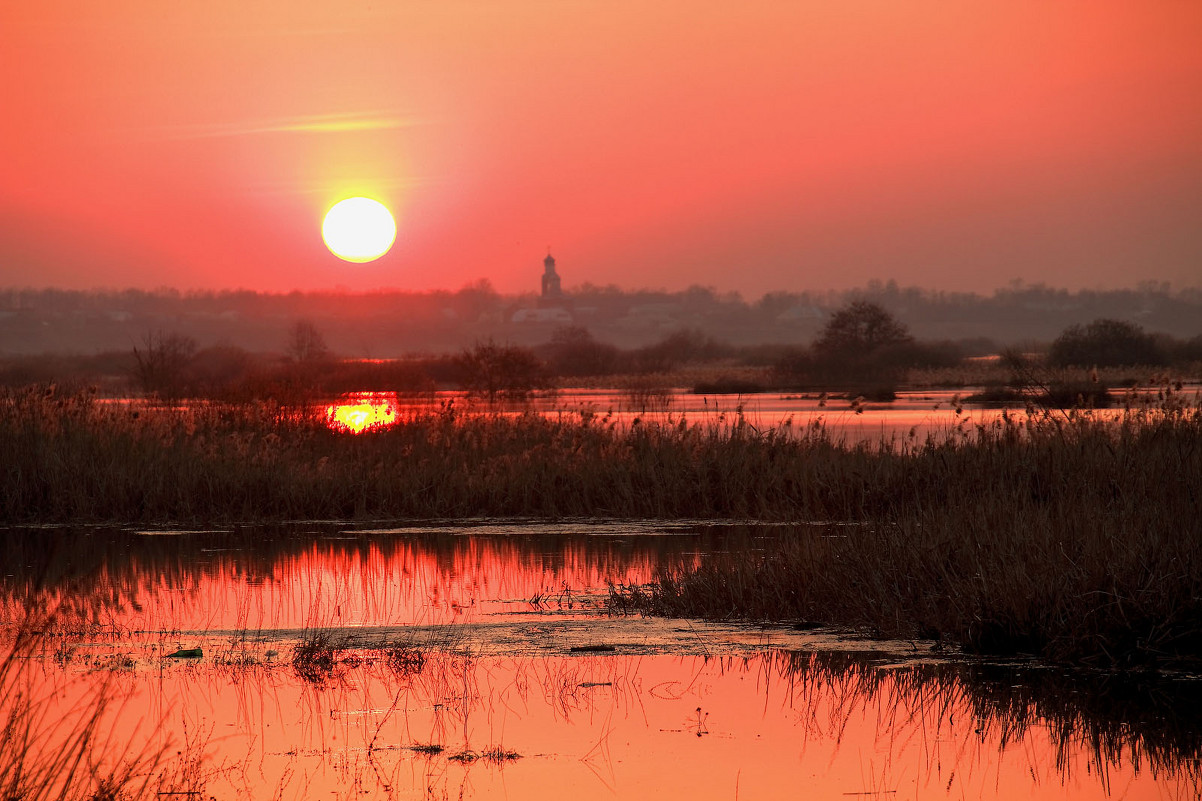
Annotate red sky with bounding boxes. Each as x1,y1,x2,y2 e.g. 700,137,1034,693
2,2,1200,297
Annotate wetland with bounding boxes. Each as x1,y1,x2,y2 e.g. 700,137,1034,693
3,383,1201,799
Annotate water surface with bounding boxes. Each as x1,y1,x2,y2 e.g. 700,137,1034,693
3,523,1198,799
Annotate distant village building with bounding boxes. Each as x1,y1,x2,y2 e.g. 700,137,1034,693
613,302,679,332
511,307,574,324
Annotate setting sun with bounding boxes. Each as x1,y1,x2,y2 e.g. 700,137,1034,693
321,197,396,263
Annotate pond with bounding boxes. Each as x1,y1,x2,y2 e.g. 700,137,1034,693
3,523,1199,799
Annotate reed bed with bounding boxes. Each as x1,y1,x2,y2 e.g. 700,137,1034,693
608,389,1202,664
0,602,212,800
3,384,1198,525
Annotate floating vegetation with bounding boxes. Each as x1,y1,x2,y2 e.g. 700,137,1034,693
447,747,522,765
291,630,343,684
386,643,427,676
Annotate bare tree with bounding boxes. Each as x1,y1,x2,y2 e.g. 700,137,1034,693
286,320,329,363
132,330,197,399
454,339,548,402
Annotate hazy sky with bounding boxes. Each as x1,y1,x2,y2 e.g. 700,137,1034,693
2,2,1200,296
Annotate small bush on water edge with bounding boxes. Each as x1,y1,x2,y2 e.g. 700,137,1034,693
291,630,343,683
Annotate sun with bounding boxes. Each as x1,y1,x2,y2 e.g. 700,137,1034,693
322,197,397,263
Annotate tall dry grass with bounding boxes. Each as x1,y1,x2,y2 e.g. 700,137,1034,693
3,384,1199,526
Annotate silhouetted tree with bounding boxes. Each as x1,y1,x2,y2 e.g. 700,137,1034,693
782,302,918,397
454,339,548,401
132,330,197,400
813,301,912,357
543,327,620,377
286,320,329,363
1048,319,1166,368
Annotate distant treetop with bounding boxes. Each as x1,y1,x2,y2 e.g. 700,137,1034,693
814,301,912,356
1048,319,1166,368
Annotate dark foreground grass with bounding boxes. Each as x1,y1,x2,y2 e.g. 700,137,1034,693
4,384,1201,665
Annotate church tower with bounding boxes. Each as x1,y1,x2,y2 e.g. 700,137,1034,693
541,253,562,299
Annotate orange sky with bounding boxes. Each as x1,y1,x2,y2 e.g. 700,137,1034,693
2,2,1200,296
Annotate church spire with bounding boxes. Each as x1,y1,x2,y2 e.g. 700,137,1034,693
541,251,562,299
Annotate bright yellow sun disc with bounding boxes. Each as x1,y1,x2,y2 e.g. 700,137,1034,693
322,197,396,263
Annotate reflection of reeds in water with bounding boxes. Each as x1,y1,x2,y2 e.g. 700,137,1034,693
6,607,1201,800
0,526,697,633
30,643,1202,798
619,380,674,414
0,615,212,800
767,650,1202,789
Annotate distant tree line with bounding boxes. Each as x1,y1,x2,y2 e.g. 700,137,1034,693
1046,318,1202,368
1,305,1199,402
4,280,1202,357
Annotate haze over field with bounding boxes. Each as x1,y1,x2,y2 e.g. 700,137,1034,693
3,282,1200,359
2,2,1201,296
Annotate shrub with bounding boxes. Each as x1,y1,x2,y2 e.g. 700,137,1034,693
628,329,731,373
813,301,912,358
453,339,549,401
541,327,620,377
1048,319,1166,368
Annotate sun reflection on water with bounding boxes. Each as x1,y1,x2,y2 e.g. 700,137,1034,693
325,391,399,433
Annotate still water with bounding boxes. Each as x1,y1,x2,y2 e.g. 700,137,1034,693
3,524,1199,799
325,387,1034,441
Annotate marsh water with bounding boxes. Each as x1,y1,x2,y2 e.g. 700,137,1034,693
326,387,1053,440
3,523,1200,800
